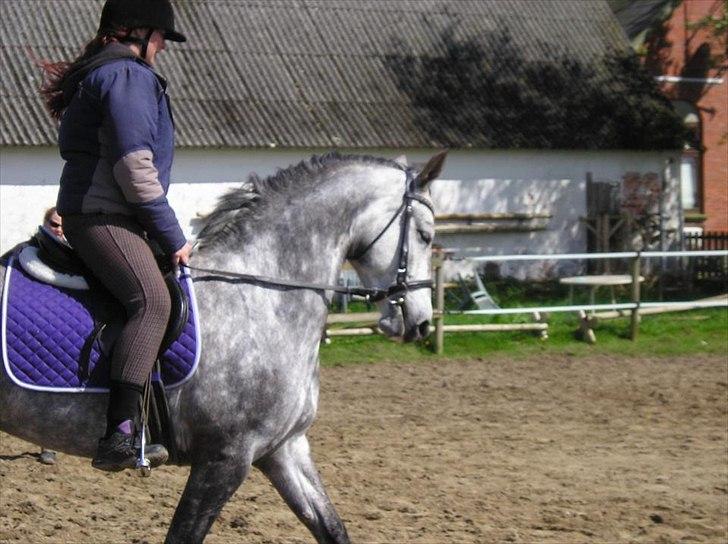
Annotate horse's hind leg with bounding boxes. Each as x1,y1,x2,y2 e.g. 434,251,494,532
165,458,249,544
256,434,350,544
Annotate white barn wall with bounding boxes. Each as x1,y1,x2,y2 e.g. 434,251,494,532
1,147,679,280
429,150,681,279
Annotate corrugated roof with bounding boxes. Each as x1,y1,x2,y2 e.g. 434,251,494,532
1,0,632,149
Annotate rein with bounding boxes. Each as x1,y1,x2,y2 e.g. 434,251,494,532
188,168,434,305
187,265,397,302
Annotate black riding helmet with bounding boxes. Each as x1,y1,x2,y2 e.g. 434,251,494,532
98,0,187,44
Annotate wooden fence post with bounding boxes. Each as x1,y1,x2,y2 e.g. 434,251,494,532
630,253,642,340
434,259,445,355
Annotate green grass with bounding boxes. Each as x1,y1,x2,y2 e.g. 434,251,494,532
321,308,727,366
321,280,728,366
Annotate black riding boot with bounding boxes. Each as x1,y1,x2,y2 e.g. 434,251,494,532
92,381,168,472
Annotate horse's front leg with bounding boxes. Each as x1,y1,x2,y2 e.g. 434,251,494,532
255,434,350,544
165,457,249,544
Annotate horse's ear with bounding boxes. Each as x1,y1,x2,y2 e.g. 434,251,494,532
415,150,448,189
393,154,408,167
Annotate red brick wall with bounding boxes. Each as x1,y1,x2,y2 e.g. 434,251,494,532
645,0,727,231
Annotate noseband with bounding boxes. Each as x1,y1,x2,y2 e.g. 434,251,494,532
189,168,434,306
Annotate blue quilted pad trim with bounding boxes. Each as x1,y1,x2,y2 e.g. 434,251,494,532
1,257,200,392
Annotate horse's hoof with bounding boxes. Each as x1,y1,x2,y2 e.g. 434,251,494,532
145,444,169,468
39,450,56,465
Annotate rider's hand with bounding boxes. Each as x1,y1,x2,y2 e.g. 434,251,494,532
171,242,193,267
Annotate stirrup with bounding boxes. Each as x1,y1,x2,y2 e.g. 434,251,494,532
134,427,168,476
136,421,152,477
137,375,156,477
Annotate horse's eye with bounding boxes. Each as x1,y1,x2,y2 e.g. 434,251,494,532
418,230,432,245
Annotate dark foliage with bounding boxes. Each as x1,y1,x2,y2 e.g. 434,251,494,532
385,24,688,150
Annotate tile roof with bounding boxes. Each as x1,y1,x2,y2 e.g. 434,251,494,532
1,0,631,149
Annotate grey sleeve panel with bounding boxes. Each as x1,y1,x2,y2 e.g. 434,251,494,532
81,157,135,215
112,148,164,204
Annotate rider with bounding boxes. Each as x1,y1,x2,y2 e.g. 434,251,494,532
38,0,192,471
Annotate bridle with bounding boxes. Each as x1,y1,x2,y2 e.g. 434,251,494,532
188,168,434,306
347,168,434,304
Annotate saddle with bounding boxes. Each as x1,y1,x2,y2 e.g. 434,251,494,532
2,227,200,392
24,226,189,353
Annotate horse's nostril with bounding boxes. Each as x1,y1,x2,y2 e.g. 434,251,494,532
418,320,431,338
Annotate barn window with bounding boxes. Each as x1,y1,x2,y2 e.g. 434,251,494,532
673,101,702,213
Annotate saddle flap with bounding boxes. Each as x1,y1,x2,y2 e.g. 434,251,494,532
160,273,189,355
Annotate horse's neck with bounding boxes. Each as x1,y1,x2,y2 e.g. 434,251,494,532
199,165,402,285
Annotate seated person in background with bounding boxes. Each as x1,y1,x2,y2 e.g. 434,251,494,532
0,207,65,262
43,207,66,243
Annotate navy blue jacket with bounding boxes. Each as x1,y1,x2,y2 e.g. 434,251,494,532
56,45,186,254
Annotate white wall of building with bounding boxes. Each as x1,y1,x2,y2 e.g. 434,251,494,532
428,150,681,278
0,146,679,279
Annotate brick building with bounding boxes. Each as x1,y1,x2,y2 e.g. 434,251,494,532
615,0,727,231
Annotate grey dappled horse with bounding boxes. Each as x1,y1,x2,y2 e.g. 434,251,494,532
0,151,446,543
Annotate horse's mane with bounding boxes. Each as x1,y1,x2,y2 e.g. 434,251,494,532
196,152,403,250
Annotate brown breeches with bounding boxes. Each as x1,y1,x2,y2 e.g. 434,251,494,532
63,214,171,387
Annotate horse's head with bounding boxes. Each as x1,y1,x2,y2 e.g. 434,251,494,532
349,151,447,342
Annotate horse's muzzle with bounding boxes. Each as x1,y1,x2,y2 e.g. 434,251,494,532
379,299,432,342
419,319,431,338
401,319,431,342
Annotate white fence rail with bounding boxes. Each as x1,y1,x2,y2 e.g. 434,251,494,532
467,249,728,262
463,299,728,316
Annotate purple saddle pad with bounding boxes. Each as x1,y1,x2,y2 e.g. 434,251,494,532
1,256,200,392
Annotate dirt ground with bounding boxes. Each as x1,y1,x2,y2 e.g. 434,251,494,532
1,354,726,544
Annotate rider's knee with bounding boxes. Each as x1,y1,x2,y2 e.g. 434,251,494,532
145,287,172,322
127,285,171,325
